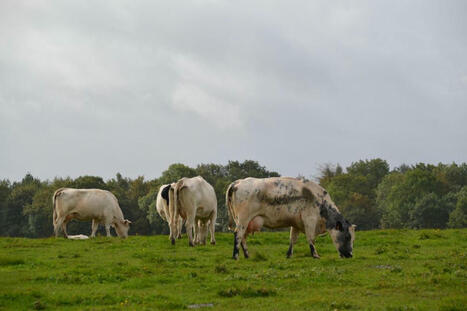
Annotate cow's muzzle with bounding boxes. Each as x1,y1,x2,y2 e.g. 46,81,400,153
340,252,353,258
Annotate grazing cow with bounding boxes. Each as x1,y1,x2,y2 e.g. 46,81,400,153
170,176,217,246
53,188,131,238
156,183,183,239
227,177,355,259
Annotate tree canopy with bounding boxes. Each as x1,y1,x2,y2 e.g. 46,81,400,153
0,160,465,237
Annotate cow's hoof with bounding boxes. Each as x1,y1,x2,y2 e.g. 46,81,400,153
312,255,321,259
211,241,216,245
189,242,194,247
171,238,176,245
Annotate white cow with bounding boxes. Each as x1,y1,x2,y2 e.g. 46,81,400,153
170,176,217,246
156,183,183,239
227,177,355,259
53,188,131,238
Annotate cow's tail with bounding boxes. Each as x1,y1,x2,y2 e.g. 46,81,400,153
172,179,185,219
52,188,65,228
170,179,186,241
226,182,237,231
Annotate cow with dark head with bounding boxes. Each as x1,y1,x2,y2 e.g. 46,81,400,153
227,177,356,260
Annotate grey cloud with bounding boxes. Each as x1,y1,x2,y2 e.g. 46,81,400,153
1,0,466,181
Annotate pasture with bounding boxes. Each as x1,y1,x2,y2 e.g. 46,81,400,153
0,229,466,310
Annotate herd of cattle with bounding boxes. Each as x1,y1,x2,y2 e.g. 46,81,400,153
52,176,355,259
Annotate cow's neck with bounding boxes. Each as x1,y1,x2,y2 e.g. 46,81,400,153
319,201,343,230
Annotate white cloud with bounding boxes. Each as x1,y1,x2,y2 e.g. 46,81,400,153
170,54,246,129
172,84,242,130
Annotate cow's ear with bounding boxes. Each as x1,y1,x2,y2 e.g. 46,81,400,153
335,221,343,231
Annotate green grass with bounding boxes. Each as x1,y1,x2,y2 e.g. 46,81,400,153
0,229,466,310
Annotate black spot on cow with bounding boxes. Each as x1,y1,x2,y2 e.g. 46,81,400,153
319,201,343,230
301,187,315,201
259,194,298,205
161,185,171,206
258,187,314,206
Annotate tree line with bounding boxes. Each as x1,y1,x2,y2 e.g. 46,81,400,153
0,159,465,237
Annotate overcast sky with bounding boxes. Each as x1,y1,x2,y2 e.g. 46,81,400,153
1,1,466,182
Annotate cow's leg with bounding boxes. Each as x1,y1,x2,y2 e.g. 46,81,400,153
304,222,320,259
177,217,183,239
240,232,249,258
209,210,216,245
202,221,209,245
170,210,181,245
61,220,69,238
233,231,239,259
197,221,205,245
287,227,300,258
54,216,65,237
105,224,111,237
91,219,99,238
185,213,196,247
233,223,248,260
194,219,200,245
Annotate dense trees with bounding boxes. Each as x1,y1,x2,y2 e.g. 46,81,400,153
317,160,467,230
0,160,465,237
319,159,389,230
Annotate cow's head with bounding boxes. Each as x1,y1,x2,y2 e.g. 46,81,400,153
320,201,355,258
329,221,355,258
114,219,131,238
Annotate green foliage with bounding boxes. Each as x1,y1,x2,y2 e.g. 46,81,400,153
1,160,466,238
316,163,343,189
73,175,107,190
321,160,466,230
448,186,467,228
410,193,456,229
0,230,466,310
2,174,43,237
159,163,197,185
377,163,465,229
346,158,390,190
376,173,407,229
320,159,389,230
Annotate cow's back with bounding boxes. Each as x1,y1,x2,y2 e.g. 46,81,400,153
177,176,217,218
182,177,216,205
230,177,335,230
56,188,122,221
235,177,332,207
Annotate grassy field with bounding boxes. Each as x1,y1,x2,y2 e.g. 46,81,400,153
0,229,466,310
